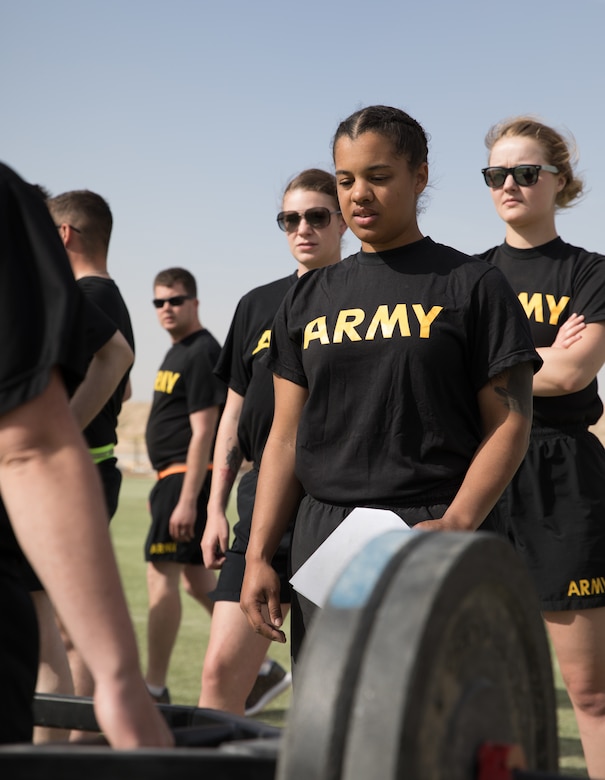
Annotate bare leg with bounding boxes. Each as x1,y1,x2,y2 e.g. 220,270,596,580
54,615,97,743
64,636,94,699
145,561,183,689
181,563,217,614
31,591,74,743
545,607,605,779
199,600,289,714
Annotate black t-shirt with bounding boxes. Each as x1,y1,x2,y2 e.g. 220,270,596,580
78,276,135,448
0,163,112,558
145,329,226,471
480,238,605,426
214,273,297,465
0,162,91,417
266,237,540,506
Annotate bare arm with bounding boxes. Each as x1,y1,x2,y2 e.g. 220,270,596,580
534,321,605,396
201,388,245,568
0,371,172,748
240,375,307,643
70,329,134,430
168,404,220,542
415,362,534,532
551,312,585,350
123,377,133,402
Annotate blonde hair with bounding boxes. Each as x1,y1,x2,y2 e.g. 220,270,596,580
485,116,584,208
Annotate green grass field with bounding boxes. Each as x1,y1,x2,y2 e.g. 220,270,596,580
111,475,587,776
110,474,292,728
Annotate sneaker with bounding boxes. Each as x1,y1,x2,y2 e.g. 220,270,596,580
148,686,171,704
245,660,292,716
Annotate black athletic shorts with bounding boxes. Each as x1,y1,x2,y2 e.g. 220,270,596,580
21,457,123,593
0,554,38,744
209,467,293,603
97,457,123,520
483,425,605,612
288,495,499,677
144,470,211,565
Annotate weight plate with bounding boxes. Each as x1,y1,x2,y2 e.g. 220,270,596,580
341,532,558,779
277,530,424,780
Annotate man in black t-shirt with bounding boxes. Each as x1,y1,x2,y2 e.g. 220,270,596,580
143,267,225,704
12,186,135,742
49,190,135,517
45,190,136,708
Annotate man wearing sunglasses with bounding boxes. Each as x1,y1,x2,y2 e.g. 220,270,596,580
143,267,226,704
43,189,136,716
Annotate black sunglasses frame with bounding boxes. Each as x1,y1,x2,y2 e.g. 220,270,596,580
276,207,341,233
481,164,559,189
152,295,194,309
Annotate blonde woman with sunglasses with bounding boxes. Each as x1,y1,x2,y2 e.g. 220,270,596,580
478,117,605,778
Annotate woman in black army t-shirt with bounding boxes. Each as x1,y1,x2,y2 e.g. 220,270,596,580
478,116,605,779
240,106,541,676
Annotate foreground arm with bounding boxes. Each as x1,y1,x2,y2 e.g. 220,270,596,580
0,371,173,748
415,362,534,532
240,375,307,643
534,321,605,396
168,405,220,542
201,388,245,568
70,329,134,430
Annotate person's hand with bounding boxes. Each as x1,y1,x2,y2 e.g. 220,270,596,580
552,312,585,349
412,516,474,532
168,502,195,543
94,675,174,748
201,510,229,568
240,559,286,643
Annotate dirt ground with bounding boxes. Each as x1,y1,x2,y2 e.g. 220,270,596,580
115,400,153,473
591,415,605,445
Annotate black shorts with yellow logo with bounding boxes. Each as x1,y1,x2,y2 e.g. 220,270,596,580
144,471,211,564
485,425,605,612
209,467,293,603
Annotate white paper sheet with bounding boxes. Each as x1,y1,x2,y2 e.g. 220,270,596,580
289,507,410,607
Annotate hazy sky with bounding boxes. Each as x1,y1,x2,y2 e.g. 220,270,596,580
3,0,605,399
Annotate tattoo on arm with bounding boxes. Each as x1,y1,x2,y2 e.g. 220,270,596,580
226,444,243,478
491,363,533,420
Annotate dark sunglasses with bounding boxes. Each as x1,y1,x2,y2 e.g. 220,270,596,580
481,164,559,189
152,295,193,309
276,207,341,233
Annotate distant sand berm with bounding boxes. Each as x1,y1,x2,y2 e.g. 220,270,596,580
115,401,152,474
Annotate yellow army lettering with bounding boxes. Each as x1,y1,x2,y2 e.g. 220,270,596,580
567,577,605,597
303,304,444,349
154,370,180,393
517,292,570,326
149,542,178,554
252,329,271,356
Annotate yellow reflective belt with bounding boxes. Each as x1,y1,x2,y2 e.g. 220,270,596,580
89,444,115,465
